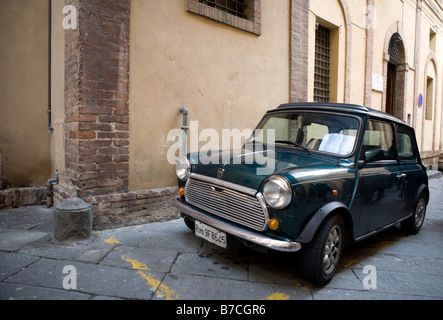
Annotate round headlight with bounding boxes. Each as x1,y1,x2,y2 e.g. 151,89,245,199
263,176,292,209
176,156,191,181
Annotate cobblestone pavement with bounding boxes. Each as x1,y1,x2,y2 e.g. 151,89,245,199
1,177,442,301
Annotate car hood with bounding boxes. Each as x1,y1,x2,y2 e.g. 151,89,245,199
190,148,344,191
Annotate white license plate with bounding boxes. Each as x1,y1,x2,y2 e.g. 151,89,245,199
195,221,227,249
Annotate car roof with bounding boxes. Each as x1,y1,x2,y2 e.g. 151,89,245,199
274,102,408,127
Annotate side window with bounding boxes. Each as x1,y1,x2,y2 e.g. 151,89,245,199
397,126,418,161
360,120,396,161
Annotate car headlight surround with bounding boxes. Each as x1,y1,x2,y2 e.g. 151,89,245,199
263,176,293,210
176,156,191,181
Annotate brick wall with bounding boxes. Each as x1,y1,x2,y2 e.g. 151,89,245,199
57,0,180,229
54,185,180,230
64,0,130,199
290,0,310,102
0,187,46,210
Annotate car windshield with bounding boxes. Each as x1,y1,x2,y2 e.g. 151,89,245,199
247,111,361,157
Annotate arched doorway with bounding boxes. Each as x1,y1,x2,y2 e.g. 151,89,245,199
385,33,407,120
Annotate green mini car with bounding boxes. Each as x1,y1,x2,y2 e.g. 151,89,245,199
174,103,429,285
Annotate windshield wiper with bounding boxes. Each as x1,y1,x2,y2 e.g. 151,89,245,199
245,140,267,151
275,140,312,155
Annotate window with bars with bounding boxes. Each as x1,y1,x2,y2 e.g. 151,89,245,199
200,0,247,19
187,0,261,35
314,25,331,103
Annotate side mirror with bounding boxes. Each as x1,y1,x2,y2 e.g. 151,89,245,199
358,149,384,169
358,160,366,170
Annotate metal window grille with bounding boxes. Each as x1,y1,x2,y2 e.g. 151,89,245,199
388,41,402,65
200,0,247,19
314,25,331,103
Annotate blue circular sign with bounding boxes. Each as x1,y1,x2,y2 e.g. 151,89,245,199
418,94,423,107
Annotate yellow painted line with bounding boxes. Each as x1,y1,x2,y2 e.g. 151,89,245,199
103,237,179,300
121,255,150,271
263,292,290,300
342,257,362,268
138,271,179,301
104,237,121,245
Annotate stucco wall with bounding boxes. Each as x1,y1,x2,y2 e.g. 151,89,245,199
0,0,51,188
129,0,291,190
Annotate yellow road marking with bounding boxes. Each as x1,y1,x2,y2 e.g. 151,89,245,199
137,271,179,301
121,255,150,271
104,237,121,245
263,292,290,300
104,236,179,300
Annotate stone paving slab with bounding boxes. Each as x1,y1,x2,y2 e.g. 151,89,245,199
101,246,178,273
0,282,92,300
0,228,49,252
0,252,39,282
0,177,442,301
4,258,160,300
156,273,313,300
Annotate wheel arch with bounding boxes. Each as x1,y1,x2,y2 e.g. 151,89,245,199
296,202,354,245
418,184,430,205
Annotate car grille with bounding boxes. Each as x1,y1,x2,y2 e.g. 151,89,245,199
185,178,268,232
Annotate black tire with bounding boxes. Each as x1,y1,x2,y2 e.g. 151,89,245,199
401,195,427,235
299,214,345,286
183,214,195,231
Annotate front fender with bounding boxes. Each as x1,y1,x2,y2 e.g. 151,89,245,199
295,201,352,243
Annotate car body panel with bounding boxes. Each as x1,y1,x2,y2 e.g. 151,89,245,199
175,103,429,253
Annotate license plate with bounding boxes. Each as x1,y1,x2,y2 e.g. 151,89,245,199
195,221,227,249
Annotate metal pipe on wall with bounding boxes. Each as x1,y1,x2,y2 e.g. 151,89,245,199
180,106,189,156
48,0,54,131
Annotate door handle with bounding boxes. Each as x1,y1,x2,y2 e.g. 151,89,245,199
397,173,407,179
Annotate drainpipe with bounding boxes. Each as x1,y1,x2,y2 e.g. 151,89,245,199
180,106,189,156
412,0,422,131
46,170,59,207
48,0,54,131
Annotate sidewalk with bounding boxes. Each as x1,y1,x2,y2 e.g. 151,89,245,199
1,175,443,300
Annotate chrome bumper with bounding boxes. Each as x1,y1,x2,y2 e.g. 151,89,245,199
175,199,302,253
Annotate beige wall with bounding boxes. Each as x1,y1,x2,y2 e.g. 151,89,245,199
129,0,291,190
420,0,443,152
1,0,441,194
0,0,51,187
50,0,66,184
309,0,348,103
307,0,442,157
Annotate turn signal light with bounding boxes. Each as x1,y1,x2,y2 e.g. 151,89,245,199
268,219,280,231
178,187,185,197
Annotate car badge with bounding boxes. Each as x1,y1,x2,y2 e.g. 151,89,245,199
217,168,225,179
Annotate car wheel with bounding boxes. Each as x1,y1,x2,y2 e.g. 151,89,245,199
401,195,427,235
183,214,195,231
299,214,345,286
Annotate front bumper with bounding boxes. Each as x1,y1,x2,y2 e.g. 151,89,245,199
174,199,302,253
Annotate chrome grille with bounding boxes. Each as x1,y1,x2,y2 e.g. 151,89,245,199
185,177,268,232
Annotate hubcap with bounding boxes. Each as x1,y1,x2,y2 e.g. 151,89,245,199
323,226,341,275
414,198,426,228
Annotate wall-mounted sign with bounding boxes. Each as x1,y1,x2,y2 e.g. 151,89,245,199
418,93,423,114
418,93,423,107
372,73,383,92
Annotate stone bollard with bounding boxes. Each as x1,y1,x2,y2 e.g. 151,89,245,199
54,198,93,242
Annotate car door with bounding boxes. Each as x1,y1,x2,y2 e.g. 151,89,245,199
356,119,404,236
396,124,426,219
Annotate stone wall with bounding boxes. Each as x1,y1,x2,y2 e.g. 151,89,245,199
54,185,179,230
0,187,46,210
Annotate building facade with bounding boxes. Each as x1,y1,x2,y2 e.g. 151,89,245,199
1,0,442,228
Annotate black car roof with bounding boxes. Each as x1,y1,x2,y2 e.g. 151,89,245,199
274,102,408,127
